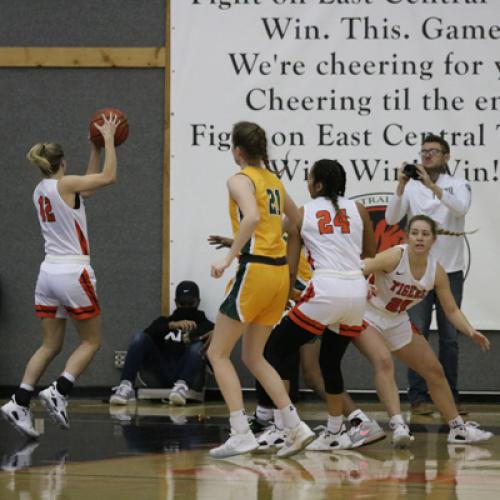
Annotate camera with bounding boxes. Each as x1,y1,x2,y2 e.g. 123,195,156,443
403,163,420,180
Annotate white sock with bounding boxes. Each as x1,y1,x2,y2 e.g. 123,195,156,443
389,414,405,428
448,416,465,429
327,415,344,434
273,409,284,430
230,410,250,434
20,383,34,392
256,405,273,422
279,404,301,429
347,409,370,423
61,371,76,384
120,380,133,387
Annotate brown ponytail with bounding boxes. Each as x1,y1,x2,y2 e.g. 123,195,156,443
408,214,477,237
232,121,269,168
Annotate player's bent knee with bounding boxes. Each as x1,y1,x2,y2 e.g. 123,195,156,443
423,361,446,382
241,352,265,374
84,337,102,352
241,352,254,370
42,343,63,357
206,347,227,365
374,354,394,376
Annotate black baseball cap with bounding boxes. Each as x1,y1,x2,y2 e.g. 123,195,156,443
175,281,200,304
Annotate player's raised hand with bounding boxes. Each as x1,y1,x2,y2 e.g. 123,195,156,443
94,112,120,142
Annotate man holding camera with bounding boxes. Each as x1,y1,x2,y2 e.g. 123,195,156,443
385,134,472,415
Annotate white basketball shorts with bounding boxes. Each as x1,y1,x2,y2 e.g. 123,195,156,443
363,302,419,351
34,255,100,320
289,269,367,337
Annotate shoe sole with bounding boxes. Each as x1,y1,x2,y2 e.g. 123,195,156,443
277,432,316,458
39,395,70,430
169,394,186,406
109,397,135,405
351,431,386,449
255,442,285,453
209,443,259,459
1,410,40,439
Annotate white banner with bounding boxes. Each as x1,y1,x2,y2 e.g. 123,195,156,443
171,1,500,329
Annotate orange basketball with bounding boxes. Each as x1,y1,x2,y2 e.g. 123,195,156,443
89,107,129,147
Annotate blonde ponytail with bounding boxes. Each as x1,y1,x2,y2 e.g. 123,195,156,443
27,142,64,177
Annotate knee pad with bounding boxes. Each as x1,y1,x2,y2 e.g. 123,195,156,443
321,361,344,394
319,330,352,394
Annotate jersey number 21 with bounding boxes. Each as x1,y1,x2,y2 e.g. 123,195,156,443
267,188,281,215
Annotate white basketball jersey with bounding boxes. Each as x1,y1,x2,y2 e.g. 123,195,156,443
33,179,90,256
369,244,437,316
301,196,363,272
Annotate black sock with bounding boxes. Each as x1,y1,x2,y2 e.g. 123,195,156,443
14,387,33,407
56,376,74,396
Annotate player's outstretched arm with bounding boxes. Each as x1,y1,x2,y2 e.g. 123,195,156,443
434,265,490,352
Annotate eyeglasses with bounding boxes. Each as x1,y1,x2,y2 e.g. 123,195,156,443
419,148,445,157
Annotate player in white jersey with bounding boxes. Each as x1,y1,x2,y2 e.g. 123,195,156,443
361,214,492,445
1,113,120,438
259,159,383,452
294,160,371,339
386,134,471,413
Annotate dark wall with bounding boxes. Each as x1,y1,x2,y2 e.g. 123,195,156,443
0,2,498,395
0,67,164,387
0,0,166,388
0,0,165,46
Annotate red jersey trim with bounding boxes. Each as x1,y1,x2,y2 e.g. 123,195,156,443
338,321,367,338
35,305,58,319
75,221,89,255
289,308,325,335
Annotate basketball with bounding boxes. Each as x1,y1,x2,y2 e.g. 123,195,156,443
89,107,129,147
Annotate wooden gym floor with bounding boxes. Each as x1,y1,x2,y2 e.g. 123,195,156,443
1,399,500,500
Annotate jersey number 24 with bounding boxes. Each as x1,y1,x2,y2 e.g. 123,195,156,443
316,209,350,235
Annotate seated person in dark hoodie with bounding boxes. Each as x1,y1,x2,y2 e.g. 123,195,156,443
109,281,214,406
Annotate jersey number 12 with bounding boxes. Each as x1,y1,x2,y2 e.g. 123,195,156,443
38,196,56,223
